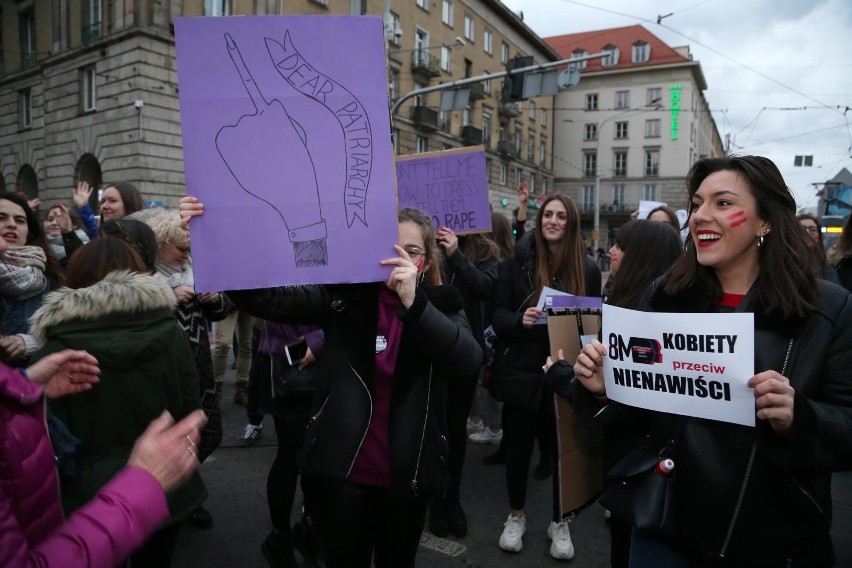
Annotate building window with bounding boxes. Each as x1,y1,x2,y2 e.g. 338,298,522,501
570,49,587,69
350,0,367,14
392,128,400,155
529,176,535,194
484,28,493,54
389,12,402,46
483,75,492,94
416,136,428,153
540,138,546,168
416,0,428,10
441,45,452,72
542,178,548,194
388,68,400,103
483,110,492,148
614,151,627,177
439,110,451,132
602,45,619,66
647,87,662,105
615,90,629,109
585,94,598,110
515,169,523,188
613,185,624,205
528,100,536,120
81,66,97,112
19,89,32,128
442,0,453,25
500,162,508,185
51,0,64,51
645,149,660,176
645,119,661,138
204,0,229,16
501,42,509,64
615,121,628,139
584,123,598,141
632,41,649,63
584,152,597,178
582,185,595,207
541,107,547,126
462,106,471,127
644,184,657,201
19,9,37,69
464,14,475,41
527,134,535,162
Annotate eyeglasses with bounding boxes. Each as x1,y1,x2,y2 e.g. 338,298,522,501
803,226,820,234
405,248,425,262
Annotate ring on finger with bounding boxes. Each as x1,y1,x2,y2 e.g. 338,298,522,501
186,435,197,450
187,445,197,459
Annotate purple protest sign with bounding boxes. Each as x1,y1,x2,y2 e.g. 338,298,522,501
174,16,399,292
396,146,491,234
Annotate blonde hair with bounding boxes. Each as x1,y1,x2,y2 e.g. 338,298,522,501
126,207,189,250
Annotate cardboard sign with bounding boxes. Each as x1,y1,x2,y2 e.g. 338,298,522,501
602,304,755,426
547,297,605,518
175,16,400,291
396,146,491,234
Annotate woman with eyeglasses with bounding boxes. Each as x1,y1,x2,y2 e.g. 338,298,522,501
180,199,481,568
798,214,840,284
490,194,601,560
575,156,852,566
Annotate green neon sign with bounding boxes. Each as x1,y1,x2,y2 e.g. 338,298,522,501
670,84,682,140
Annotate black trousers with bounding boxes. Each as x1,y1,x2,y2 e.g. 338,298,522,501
268,409,315,537
129,523,181,568
318,482,428,568
503,393,559,520
444,368,478,502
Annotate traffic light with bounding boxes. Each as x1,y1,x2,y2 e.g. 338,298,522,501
501,55,534,102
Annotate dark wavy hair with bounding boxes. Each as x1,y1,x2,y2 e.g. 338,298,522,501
101,182,144,220
663,156,817,320
647,205,681,233
796,213,829,278
533,194,586,300
398,208,442,286
0,192,64,287
100,218,159,272
65,238,147,289
609,220,682,309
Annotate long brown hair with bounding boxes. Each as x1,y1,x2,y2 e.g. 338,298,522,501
489,211,514,257
460,232,501,264
533,195,585,299
664,156,817,320
101,182,144,219
398,208,442,286
65,239,147,289
796,213,828,278
0,193,64,287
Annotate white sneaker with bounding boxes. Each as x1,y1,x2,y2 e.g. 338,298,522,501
548,520,575,560
468,428,503,445
466,417,484,436
499,514,526,552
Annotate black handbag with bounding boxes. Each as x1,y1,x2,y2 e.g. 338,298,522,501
488,337,543,412
599,418,685,539
269,341,319,401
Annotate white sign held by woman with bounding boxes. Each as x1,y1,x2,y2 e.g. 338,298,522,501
602,304,755,426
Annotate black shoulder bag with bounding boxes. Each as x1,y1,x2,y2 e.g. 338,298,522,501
267,324,319,401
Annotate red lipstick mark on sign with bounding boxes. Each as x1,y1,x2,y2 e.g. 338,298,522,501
728,210,748,228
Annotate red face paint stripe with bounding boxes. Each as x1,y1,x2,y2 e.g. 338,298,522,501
730,217,748,228
726,211,745,219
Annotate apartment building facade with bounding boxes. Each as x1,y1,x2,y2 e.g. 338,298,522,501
0,0,558,212
546,25,723,248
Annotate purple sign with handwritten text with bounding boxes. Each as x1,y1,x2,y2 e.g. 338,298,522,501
396,146,491,234
175,16,399,292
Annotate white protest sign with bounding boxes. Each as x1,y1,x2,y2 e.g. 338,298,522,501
535,287,572,325
638,200,667,219
602,304,755,426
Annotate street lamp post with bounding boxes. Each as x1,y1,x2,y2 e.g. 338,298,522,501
591,101,662,252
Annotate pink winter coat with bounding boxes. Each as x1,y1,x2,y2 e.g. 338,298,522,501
0,365,170,567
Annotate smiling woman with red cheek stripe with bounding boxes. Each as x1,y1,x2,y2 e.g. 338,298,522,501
573,156,852,566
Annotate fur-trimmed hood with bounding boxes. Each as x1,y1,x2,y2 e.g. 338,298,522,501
29,270,177,346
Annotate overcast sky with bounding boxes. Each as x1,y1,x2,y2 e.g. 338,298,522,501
499,0,852,209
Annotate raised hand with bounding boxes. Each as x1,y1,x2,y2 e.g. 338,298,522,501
127,410,207,492
73,181,94,209
380,245,419,308
436,226,459,256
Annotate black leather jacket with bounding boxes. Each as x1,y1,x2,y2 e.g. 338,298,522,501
228,283,480,498
575,279,852,566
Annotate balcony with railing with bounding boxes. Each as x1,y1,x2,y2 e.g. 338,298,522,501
461,125,482,146
410,105,438,131
411,50,440,79
468,81,485,101
82,22,102,43
497,140,519,158
20,52,37,70
579,203,638,216
613,168,627,177
499,101,521,117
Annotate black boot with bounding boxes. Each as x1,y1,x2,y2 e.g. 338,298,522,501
292,514,325,568
447,497,468,538
429,497,450,537
261,530,297,568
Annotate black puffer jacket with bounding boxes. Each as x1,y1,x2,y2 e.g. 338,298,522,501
227,283,480,498
492,231,602,375
599,278,852,567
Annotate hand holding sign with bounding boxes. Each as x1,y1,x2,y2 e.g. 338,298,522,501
522,307,544,329
436,226,459,256
574,340,607,396
748,371,795,433
216,33,327,267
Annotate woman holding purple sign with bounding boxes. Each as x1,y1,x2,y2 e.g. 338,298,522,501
181,198,481,568
574,156,852,567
